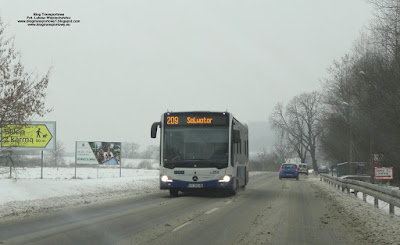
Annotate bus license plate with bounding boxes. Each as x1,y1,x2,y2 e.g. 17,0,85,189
188,183,203,188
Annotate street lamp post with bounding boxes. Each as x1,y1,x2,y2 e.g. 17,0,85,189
342,101,353,162
359,70,374,167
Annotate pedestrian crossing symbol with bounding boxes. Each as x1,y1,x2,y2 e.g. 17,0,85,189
1,124,53,148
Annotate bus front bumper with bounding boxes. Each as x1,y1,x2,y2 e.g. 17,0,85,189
160,179,234,191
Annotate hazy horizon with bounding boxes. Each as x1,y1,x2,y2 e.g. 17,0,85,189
0,0,373,152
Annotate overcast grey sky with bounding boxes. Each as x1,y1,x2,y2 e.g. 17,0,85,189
0,0,373,152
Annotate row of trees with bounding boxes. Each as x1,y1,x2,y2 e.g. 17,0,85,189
121,142,159,159
266,1,400,182
248,135,294,171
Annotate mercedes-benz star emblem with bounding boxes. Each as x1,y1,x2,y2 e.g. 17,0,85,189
192,176,198,182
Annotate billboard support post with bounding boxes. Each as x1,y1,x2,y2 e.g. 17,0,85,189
120,143,122,177
9,151,12,178
9,153,11,178
41,151,44,179
75,142,77,178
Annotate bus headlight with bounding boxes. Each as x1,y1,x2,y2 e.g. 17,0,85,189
218,175,232,183
160,175,171,182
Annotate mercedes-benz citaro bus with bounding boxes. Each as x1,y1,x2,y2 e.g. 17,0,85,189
151,111,249,197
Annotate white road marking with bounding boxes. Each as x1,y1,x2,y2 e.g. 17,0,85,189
225,201,232,205
172,221,192,232
205,208,219,215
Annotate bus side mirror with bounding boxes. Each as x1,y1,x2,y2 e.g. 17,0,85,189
233,130,241,143
151,122,161,138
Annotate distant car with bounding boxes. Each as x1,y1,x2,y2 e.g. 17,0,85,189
279,163,299,180
298,164,309,175
318,166,330,174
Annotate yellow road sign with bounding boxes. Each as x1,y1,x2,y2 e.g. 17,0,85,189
1,124,53,148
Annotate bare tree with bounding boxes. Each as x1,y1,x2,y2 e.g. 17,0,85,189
270,91,323,171
0,17,52,130
0,17,52,170
367,0,400,64
122,142,140,158
0,19,51,126
48,141,65,166
140,145,159,159
254,147,269,167
137,160,153,170
274,131,296,163
250,147,282,171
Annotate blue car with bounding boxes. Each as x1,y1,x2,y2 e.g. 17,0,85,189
279,163,299,180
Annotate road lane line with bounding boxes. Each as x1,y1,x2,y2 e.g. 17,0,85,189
225,201,232,205
205,208,219,215
172,221,192,232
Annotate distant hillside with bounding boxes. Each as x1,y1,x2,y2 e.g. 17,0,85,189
247,121,276,154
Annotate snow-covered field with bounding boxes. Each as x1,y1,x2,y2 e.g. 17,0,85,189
2,165,157,179
18,156,159,169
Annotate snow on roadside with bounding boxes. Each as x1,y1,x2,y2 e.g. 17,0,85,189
4,165,399,240
310,175,400,216
0,168,267,222
308,175,400,245
0,167,160,221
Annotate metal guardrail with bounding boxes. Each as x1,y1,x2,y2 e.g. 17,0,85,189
320,174,400,215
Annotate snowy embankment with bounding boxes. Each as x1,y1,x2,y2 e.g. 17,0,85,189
308,175,400,245
313,175,400,216
0,166,161,221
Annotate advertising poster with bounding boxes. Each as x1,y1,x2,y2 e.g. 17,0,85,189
76,141,121,165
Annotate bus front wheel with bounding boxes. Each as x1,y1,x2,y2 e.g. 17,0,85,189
230,179,239,196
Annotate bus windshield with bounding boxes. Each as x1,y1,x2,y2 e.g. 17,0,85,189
163,127,229,169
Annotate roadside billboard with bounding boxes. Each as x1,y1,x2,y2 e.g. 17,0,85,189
0,121,56,150
374,167,393,180
76,141,121,165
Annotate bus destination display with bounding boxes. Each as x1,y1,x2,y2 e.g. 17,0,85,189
164,113,228,126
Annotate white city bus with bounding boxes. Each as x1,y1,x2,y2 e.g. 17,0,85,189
151,111,249,196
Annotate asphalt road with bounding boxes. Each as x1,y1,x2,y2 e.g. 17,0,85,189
0,173,362,245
